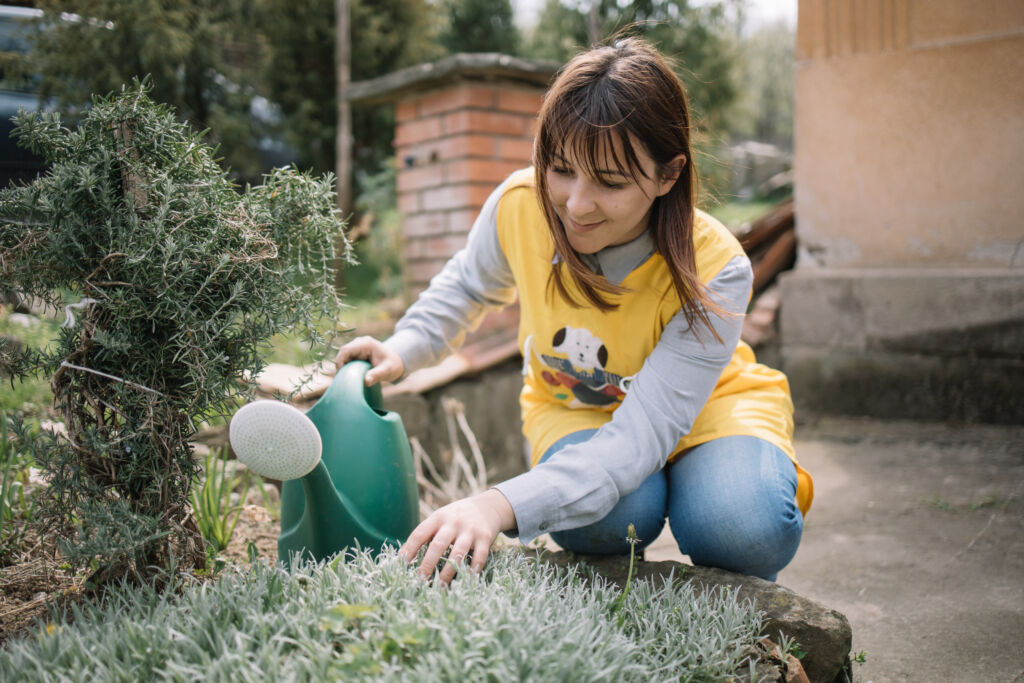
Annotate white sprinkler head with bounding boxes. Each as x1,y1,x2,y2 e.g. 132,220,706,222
229,400,322,481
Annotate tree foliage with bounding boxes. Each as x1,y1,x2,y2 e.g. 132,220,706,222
524,0,742,202
729,21,794,147
522,0,589,63
0,82,348,582
28,0,271,182
254,0,443,178
525,0,739,129
439,0,521,55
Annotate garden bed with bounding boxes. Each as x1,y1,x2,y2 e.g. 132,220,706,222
1,531,799,681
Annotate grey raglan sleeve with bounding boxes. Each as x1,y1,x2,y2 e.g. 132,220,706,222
494,254,753,544
383,177,518,376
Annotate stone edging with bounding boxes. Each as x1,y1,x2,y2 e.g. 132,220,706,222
538,551,852,683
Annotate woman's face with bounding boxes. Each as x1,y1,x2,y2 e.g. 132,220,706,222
545,136,682,254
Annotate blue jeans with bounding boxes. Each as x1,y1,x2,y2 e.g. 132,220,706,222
539,431,803,581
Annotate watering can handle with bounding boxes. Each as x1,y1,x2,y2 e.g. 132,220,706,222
334,360,386,414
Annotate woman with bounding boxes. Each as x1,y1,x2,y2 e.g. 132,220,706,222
336,37,813,584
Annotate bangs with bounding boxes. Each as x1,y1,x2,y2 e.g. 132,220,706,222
538,80,652,187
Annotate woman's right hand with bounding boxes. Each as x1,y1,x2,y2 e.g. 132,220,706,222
334,336,405,386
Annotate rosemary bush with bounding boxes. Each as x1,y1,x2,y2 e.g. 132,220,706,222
0,81,347,582
0,549,767,681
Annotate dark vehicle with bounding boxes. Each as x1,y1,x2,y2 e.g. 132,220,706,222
0,5,46,187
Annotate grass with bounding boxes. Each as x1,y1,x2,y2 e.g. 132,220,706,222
1,411,36,564
0,310,59,419
0,549,769,681
706,199,778,232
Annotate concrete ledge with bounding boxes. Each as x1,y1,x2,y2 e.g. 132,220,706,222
779,268,1024,354
779,268,1024,423
782,347,1024,423
346,53,560,105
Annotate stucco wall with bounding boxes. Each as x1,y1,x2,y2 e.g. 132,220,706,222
794,0,1024,268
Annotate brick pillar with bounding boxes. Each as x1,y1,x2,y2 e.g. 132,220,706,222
393,83,542,297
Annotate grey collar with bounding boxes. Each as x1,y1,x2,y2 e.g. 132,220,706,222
572,230,655,286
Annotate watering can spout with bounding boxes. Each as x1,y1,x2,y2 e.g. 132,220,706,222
276,360,419,566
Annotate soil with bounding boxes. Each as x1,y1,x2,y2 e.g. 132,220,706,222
222,504,281,564
0,505,282,646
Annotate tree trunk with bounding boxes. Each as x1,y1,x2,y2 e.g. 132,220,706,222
336,0,352,217
587,1,601,46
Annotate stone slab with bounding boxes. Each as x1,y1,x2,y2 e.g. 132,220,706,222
781,347,1024,424
778,268,1024,423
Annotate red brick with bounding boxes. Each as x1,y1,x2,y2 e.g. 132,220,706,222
497,89,544,116
497,137,535,163
406,258,447,288
394,140,445,167
396,134,498,164
396,165,443,193
402,212,447,238
405,234,468,260
395,98,419,123
447,209,478,235
394,115,443,146
397,191,420,214
442,134,499,159
473,306,520,336
525,116,540,139
406,282,429,299
445,159,525,185
419,85,497,117
443,110,528,137
420,183,495,212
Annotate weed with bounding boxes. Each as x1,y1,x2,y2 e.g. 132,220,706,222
775,631,806,661
612,523,641,624
926,495,955,513
1,410,35,564
254,477,281,522
969,495,1010,511
189,447,250,557
926,493,1011,514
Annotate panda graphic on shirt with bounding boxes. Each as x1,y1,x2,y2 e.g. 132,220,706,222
539,326,628,408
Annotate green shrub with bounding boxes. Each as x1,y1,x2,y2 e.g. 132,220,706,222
0,80,348,583
346,161,404,302
0,549,767,681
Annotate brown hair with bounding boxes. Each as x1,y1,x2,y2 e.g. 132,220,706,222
534,37,724,339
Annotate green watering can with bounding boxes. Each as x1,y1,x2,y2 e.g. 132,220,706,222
229,360,419,567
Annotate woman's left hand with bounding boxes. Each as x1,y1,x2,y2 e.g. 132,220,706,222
399,489,516,585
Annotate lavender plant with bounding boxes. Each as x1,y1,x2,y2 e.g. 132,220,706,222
0,549,768,681
0,81,347,583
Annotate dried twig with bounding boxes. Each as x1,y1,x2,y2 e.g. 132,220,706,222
412,399,490,517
